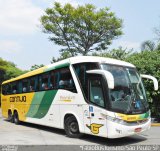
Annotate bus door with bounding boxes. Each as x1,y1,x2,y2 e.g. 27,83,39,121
86,75,108,137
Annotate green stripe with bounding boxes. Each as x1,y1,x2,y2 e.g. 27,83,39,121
33,90,57,118
26,91,45,117
140,111,149,119
44,63,70,72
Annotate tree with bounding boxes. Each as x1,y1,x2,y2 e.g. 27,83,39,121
0,58,24,106
108,47,133,60
41,2,122,56
51,51,72,63
30,64,44,71
125,50,160,121
141,40,156,51
0,58,24,83
154,24,160,41
92,46,133,60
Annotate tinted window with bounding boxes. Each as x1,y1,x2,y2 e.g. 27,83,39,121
22,79,29,93
2,85,7,95
56,67,77,93
73,63,99,98
50,71,56,89
39,73,49,91
29,77,37,92
90,78,105,108
12,82,18,94
7,84,12,94
2,67,77,94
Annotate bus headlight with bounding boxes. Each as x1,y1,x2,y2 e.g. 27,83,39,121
106,115,149,126
106,115,124,124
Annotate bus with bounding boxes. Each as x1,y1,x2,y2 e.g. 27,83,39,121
1,56,158,138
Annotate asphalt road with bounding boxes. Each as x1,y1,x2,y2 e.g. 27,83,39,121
0,109,160,151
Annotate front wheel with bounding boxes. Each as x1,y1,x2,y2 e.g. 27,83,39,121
64,116,82,138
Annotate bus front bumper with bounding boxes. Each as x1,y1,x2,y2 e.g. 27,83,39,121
107,118,151,138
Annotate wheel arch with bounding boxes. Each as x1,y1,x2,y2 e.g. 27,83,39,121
63,112,84,133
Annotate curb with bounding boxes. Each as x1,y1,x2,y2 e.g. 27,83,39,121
151,123,160,126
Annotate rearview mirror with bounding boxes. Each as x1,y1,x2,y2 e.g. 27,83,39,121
140,74,158,91
86,70,114,89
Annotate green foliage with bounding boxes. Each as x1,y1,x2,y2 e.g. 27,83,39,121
93,47,160,118
141,40,160,52
107,47,133,60
125,50,160,118
141,40,156,51
154,25,160,41
51,51,72,63
30,64,44,71
0,58,24,106
92,46,133,60
41,2,123,56
0,58,24,83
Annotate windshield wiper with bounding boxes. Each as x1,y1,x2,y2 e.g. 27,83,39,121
126,84,147,114
126,84,139,113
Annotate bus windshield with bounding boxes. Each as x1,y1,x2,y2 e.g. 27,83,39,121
101,64,149,114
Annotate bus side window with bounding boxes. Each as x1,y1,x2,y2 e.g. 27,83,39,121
18,81,23,94
7,84,12,95
57,67,77,93
89,77,105,108
22,79,29,93
39,73,49,91
73,63,99,99
2,85,7,95
29,77,36,92
12,82,18,94
50,71,55,89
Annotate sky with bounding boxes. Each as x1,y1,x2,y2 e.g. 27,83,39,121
0,0,160,70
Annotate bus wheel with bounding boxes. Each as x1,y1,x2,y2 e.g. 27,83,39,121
8,110,13,122
64,115,82,138
13,111,20,125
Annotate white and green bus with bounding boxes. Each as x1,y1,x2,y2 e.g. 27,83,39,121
1,56,158,138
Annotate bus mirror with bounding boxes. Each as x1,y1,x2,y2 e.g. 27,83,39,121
140,74,158,91
86,70,114,89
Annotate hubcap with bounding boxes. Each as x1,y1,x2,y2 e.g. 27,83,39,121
70,122,78,133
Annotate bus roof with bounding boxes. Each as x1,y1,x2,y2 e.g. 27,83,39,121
2,56,135,84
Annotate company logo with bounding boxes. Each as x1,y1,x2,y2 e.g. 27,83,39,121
86,123,103,134
10,96,26,102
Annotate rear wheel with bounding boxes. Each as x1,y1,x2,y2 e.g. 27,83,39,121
13,111,20,125
8,110,13,122
64,116,82,138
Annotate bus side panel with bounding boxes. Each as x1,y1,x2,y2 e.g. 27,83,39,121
25,90,61,128
1,93,35,121
1,94,8,118
51,90,86,133
60,104,84,133
25,105,61,129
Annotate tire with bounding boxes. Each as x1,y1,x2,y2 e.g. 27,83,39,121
64,116,82,138
8,110,13,122
13,111,20,125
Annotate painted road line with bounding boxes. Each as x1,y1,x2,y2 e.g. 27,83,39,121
151,123,160,126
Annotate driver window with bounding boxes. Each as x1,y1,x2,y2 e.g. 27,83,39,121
89,78,105,108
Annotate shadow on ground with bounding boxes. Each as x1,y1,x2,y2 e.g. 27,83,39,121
4,120,147,146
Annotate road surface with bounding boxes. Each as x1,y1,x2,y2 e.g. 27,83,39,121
0,109,160,151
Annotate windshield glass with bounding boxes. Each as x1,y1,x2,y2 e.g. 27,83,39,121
101,64,149,114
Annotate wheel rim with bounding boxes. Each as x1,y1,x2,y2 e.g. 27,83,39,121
69,121,78,133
